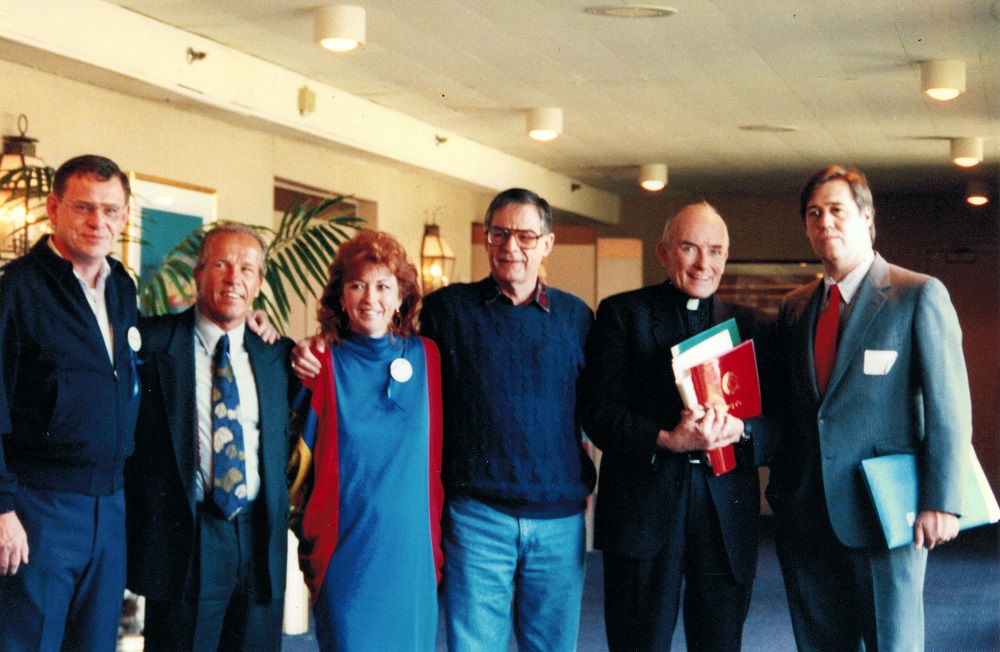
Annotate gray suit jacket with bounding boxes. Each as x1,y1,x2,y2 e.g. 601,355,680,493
767,254,972,548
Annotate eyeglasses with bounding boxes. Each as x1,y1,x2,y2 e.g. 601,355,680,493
485,227,544,250
57,197,126,220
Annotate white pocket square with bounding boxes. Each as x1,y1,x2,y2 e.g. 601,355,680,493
864,350,897,375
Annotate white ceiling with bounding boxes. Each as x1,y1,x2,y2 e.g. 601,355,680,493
98,1,1000,196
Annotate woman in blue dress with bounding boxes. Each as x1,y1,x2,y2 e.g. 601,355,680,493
290,230,443,650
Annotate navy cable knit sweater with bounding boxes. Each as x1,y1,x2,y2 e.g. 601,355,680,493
421,278,596,518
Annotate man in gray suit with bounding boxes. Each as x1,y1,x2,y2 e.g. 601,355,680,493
766,165,972,651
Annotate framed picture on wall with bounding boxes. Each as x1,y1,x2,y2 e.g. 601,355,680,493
125,173,216,312
718,262,823,315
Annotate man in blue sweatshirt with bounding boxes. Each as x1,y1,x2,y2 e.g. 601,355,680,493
0,155,140,651
420,188,596,652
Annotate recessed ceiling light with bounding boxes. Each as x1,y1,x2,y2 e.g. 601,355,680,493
585,5,678,19
739,124,800,133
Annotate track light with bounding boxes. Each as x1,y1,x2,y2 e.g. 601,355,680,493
951,137,983,167
921,60,966,101
527,108,563,141
966,181,989,206
638,164,668,191
314,6,366,52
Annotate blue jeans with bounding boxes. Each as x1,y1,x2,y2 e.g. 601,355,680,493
444,496,586,652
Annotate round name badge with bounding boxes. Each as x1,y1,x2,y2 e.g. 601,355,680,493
390,358,413,383
128,326,142,352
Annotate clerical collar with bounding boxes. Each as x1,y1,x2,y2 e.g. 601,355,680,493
665,281,711,310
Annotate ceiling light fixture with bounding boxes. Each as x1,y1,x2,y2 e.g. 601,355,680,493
951,137,983,167
921,60,966,101
314,5,366,52
585,4,678,18
966,181,989,206
527,107,563,142
638,164,668,191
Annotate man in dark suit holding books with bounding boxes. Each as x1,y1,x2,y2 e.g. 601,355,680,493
580,202,776,651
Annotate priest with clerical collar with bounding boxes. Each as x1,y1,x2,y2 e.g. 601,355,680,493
580,201,777,652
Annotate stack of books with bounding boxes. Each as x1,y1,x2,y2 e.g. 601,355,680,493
671,318,762,475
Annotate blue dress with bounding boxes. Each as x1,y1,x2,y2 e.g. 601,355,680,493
297,333,443,651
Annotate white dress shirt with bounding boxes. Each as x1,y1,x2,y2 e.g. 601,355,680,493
193,311,261,503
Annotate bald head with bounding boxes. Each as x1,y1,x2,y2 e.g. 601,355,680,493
657,202,729,299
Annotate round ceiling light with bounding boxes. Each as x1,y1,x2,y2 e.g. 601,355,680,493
585,5,678,18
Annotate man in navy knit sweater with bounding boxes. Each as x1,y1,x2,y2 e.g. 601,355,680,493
421,188,596,651
292,188,596,651
0,155,140,650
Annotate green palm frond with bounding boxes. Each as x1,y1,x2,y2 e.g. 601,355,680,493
137,226,205,316
1,165,54,253
138,195,363,333
0,165,53,206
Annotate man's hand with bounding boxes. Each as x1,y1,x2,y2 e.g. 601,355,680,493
291,336,326,381
246,310,280,345
656,409,744,453
0,511,29,575
913,510,959,550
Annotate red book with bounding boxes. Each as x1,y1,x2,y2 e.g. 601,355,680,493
690,339,761,420
689,340,761,475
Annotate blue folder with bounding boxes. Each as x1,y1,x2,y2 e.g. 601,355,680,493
860,450,1000,549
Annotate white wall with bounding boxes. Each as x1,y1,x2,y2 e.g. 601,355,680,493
1,58,491,338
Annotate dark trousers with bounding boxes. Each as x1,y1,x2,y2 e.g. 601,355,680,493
0,488,127,652
143,501,284,652
603,467,752,652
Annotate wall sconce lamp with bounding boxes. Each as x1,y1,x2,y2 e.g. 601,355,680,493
638,164,668,191
527,107,563,141
1,114,51,261
921,60,966,101
951,137,983,167
314,5,366,52
421,224,455,295
966,181,989,207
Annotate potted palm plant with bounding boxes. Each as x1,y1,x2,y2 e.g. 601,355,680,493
138,195,364,329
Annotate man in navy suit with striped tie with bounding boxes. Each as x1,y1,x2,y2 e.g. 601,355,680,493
125,223,295,651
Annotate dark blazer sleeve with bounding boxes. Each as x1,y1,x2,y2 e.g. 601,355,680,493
580,294,664,464
246,331,294,604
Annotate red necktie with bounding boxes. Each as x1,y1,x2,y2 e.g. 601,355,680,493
814,284,841,395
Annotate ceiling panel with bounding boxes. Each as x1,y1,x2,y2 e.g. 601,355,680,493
100,0,999,195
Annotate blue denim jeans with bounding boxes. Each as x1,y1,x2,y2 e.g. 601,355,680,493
443,496,586,652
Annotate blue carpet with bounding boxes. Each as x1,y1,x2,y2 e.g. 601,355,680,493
283,522,1000,651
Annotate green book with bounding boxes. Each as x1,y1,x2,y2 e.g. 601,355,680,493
670,318,740,358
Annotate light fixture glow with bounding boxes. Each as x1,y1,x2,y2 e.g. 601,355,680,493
527,107,563,141
921,60,966,101
314,5,366,52
1,114,50,259
421,224,455,295
951,137,984,167
966,181,989,206
638,164,668,191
